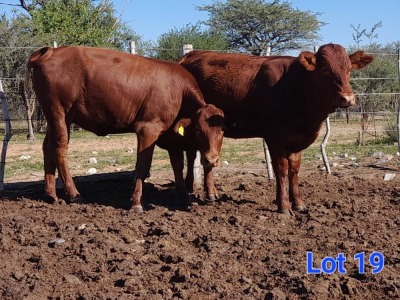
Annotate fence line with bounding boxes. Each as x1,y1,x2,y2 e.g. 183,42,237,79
351,78,399,81
0,43,399,186
3,75,398,84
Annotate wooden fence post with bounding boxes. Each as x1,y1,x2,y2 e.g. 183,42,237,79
262,46,275,179
50,41,64,189
182,44,193,55
397,48,400,153
181,44,202,187
130,41,136,54
0,79,13,190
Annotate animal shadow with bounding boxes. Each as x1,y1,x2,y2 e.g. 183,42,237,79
1,171,193,211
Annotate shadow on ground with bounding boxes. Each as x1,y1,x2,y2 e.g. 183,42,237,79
0,171,192,211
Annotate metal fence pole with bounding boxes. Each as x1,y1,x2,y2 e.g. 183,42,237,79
315,45,332,174
397,48,400,153
262,46,275,179
321,116,332,174
0,79,13,190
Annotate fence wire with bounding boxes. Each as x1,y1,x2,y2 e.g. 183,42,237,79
0,46,399,183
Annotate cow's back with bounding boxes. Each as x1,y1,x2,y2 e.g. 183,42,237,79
179,51,268,110
28,46,203,136
179,51,298,137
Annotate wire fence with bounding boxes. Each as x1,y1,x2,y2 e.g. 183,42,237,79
0,44,399,184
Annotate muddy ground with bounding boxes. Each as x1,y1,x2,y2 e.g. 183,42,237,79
0,157,399,300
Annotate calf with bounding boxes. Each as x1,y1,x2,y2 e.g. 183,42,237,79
179,43,373,215
26,46,224,212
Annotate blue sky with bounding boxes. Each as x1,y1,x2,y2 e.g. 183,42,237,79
112,0,399,47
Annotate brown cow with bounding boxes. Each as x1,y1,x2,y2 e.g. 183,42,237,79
179,43,373,215
26,46,225,212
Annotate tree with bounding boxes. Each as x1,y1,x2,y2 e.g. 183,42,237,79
198,0,324,55
351,22,382,49
1,0,142,139
0,13,43,140
347,23,399,144
156,23,228,61
25,0,138,50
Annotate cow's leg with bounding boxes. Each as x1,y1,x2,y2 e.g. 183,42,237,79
270,151,292,215
168,149,190,205
131,127,158,213
43,129,58,203
204,165,219,201
288,152,306,211
44,115,80,203
186,150,218,200
54,120,81,203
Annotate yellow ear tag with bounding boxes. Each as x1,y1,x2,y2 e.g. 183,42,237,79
178,125,185,136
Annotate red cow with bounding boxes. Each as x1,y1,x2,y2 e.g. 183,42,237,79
26,46,224,212
179,43,373,215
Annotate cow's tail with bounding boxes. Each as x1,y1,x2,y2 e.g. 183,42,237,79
25,47,53,92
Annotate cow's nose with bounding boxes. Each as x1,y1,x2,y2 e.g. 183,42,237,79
201,155,220,168
336,92,356,108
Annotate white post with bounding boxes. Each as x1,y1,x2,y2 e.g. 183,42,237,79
262,46,274,179
130,40,136,54
182,44,193,55
321,117,331,174
50,42,63,188
0,79,13,190
181,44,202,187
314,45,331,174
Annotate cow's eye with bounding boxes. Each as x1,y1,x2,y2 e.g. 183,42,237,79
321,66,330,74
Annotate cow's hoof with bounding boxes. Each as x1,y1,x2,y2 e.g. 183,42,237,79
133,205,144,213
44,195,58,204
293,204,307,212
278,209,295,216
68,196,84,204
208,194,217,201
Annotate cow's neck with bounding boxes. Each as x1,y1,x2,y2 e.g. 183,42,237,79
179,96,204,119
296,66,334,127
283,67,335,151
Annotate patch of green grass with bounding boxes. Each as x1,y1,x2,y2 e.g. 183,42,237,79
3,124,399,182
5,160,44,177
220,138,265,164
302,142,398,162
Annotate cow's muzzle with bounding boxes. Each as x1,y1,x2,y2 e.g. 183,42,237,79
334,92,356,108
201,154,220,168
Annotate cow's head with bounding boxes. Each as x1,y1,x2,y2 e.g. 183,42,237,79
175,104,225,168
299,43,374,110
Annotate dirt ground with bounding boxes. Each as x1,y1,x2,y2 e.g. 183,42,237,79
0,155,399,300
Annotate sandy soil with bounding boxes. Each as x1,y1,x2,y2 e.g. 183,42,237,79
0,154,399,300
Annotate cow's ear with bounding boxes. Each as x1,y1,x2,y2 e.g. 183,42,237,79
174,118,192,136
349,51,374,70
299,51,316,71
